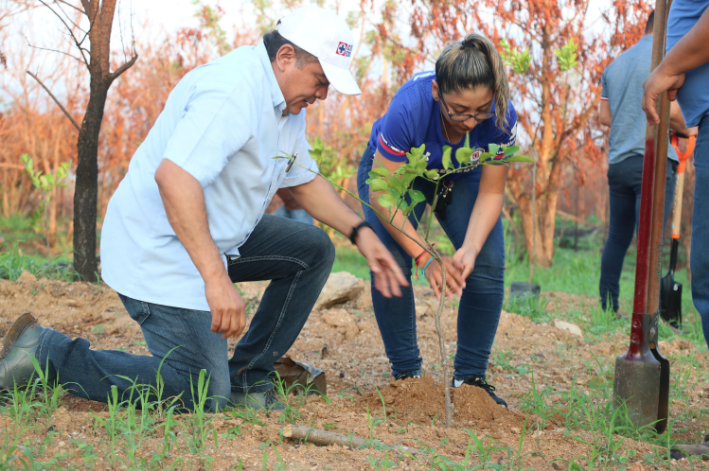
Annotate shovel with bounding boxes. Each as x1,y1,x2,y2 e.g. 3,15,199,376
613,0,671,434
660,133,696,330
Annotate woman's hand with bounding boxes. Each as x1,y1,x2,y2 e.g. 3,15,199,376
453,246,476,280
422,255,465,299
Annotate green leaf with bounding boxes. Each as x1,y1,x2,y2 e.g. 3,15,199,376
555,38,578,72
425,170,440,180
504,155,534,163
488,143,499,156
479,152,495,163
369,179,388,192
455,147,473,165
388,178,405,194
500,38,531,74
407,144,426,159
409,190,426,203
513,50,532,74
377,193,397,208
369,167,390,178
442,147,452,170
503,145,520,157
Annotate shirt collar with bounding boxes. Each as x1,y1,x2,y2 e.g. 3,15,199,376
255,42,287,112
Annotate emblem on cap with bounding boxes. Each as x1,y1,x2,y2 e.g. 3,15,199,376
336,42,353,57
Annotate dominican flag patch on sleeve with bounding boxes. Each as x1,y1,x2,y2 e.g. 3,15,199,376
336,42,353,57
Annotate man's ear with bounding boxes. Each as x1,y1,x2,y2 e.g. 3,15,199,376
275,44,297,72
431,80,439,101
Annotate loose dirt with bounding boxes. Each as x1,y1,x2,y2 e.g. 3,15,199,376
1,277,709,470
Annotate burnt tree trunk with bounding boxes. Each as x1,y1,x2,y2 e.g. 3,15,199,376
73,85,108,279
70,0,137,280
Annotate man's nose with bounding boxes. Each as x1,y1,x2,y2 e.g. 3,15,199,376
316,86,329,100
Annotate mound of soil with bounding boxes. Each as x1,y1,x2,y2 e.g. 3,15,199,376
362,377,538,432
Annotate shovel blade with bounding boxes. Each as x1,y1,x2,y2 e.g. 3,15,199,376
614,350,665,432
660,273,683,328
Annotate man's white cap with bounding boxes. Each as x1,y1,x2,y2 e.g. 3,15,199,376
277,6,362,96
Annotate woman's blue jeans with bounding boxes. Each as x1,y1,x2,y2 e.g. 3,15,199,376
357,146,505,378
599,155,676,312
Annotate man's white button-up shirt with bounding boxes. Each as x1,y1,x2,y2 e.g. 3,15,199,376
100,42,318,311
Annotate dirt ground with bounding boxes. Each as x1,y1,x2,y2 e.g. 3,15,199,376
1,277,709,470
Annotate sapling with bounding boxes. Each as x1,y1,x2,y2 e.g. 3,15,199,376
279,136,532,427
20,154,71,257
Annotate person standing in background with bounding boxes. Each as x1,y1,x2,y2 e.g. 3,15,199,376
598,10,696,316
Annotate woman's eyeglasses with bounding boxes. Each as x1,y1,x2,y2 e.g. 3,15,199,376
438,92,495,122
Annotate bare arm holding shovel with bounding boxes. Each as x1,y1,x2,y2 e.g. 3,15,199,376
643,7,709,123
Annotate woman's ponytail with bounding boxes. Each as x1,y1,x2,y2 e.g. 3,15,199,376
435,33,510,130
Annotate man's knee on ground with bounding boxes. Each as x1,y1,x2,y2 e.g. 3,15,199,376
302,226,336,268
206,376,231,412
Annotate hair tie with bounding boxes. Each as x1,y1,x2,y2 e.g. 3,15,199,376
460,39,467,49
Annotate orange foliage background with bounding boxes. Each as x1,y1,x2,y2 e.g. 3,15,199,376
1,0,669,261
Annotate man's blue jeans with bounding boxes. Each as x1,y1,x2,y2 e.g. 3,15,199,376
599,155,676,312
34,215,335,411
357,147,505,378
691,116,709,349
273,206,314,225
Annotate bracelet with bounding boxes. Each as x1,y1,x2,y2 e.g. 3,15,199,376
350,221,374,246
414,250,427,265
421,257,434,278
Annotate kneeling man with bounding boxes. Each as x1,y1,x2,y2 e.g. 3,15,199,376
0,6,406,411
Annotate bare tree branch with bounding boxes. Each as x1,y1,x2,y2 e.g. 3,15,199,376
54,0,87,33
108,53,137,82
24,35,85,64
80,0,90,16
26,70,81,131
37,0,90,67
54,0,83,14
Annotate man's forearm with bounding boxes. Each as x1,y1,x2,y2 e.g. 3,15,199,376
155,159,228,284
669,101,691,134
288,176,363,237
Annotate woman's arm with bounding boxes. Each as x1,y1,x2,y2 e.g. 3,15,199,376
454,163,508,279
369,150,465,298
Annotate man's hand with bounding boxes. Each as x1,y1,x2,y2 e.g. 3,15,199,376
205,275,246,339
643,65,686,124
423,255,466,299
354,228,409,298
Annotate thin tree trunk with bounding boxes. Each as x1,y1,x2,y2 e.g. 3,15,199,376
73,84,108,280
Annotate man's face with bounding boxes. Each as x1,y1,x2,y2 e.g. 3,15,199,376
273,45,330,115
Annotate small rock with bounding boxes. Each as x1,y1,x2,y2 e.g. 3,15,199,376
17,270,37,283
551,319,583,338
356,319,376,332
353,285,373,310
64,299,84,308
321,309,359,340
315,272,365,310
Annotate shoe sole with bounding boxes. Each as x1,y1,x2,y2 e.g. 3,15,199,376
0,313,38,361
